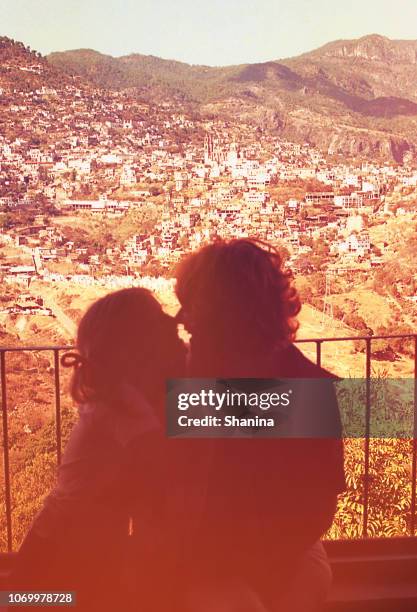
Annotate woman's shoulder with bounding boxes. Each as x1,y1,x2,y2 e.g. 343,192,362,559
278,344,337,379
76,388,162,449
59,402,113,466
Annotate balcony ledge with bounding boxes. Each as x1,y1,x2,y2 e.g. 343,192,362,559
1,539,417,610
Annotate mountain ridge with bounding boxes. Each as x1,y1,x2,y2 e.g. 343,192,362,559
303,33,417,63
3,34,417,162
48,33,417,67
47,34,417,108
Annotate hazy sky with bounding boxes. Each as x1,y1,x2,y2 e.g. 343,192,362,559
1,0,417,66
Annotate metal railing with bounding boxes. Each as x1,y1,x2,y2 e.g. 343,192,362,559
0,334,416,552
296,333,417,539
0,344,71,552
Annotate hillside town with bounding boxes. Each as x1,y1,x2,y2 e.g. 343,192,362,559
0,36,416,327
1,113,416,279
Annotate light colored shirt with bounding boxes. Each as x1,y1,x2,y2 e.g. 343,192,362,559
30,384,161,540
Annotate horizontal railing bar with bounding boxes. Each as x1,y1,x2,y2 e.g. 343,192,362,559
296,334,417,343
0,334,415,352
0,346,74,353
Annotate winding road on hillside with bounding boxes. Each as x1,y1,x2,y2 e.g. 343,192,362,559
37,292,77,340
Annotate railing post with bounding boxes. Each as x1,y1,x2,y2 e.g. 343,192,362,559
54,349,62,466
0,351,13,552
316,341,322,368
363,337,372,538
411,335,417,535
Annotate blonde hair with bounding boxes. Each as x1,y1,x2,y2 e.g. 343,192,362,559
62,287,185,406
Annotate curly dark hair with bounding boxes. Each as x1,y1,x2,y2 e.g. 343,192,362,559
175,238,301,375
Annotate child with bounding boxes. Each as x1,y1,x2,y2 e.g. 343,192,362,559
9,287,187,611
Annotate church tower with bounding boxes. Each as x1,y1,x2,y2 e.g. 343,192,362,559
204,133,214,164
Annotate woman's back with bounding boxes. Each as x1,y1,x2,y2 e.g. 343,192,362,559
181,345,345,606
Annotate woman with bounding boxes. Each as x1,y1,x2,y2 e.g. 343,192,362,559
9,287,187,611
175,238,345,611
